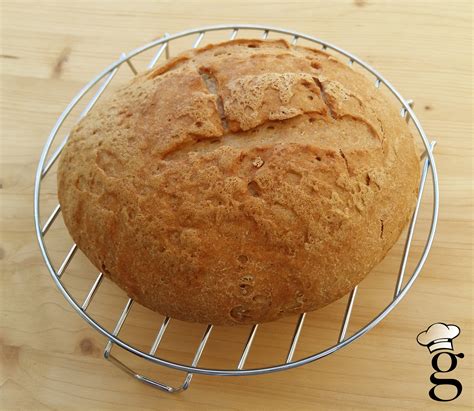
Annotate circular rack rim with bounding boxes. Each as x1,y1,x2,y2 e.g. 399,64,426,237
34,24,439,377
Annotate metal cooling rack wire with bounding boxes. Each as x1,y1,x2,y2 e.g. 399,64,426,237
34,25,439,393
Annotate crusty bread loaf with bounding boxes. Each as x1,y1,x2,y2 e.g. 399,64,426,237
58,39,420,325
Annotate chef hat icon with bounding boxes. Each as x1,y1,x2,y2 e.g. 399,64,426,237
417,323,460,353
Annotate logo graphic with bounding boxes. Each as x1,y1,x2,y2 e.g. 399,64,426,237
417,323,464,402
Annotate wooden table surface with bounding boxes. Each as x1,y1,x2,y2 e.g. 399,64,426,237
1,1,472,409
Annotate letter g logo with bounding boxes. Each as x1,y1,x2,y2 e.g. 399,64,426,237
428,352,464,402
417,322,465,402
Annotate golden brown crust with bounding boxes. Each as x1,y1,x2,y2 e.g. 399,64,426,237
58,39,420,325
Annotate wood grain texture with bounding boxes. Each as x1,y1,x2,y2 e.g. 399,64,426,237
0,0,472,410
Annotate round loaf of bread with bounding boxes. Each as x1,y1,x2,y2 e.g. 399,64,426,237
58,39,420,325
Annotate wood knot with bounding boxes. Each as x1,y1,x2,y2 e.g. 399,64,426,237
1,341,20,366
52,46,71,79
79,338,99,357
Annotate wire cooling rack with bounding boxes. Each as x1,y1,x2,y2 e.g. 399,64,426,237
34,25,439,393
